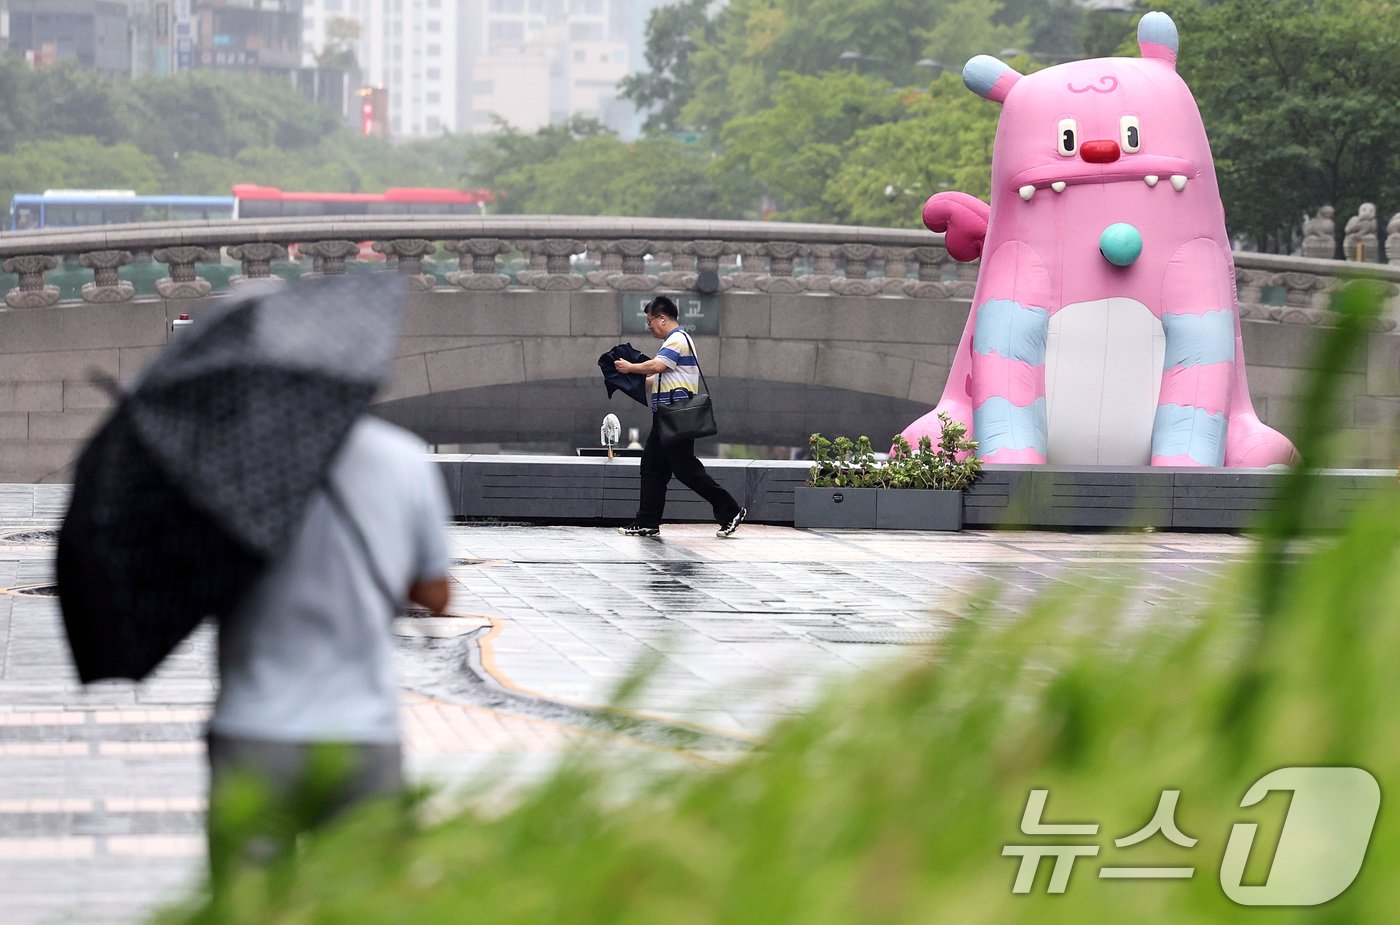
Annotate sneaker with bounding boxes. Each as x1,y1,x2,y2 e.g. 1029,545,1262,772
618,523,660,537
717,508,746,538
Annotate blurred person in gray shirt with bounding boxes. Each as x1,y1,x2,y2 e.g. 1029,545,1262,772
206,415,450,875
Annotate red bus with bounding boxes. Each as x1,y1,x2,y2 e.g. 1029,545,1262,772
231,184,494,219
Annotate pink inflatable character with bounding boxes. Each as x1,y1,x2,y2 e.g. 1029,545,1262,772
902,11,1298,467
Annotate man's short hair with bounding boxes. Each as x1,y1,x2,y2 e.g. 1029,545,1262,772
644,295,679,320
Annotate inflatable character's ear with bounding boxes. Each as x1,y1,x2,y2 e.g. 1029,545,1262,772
963,55,1022,103
1138,11,1179,69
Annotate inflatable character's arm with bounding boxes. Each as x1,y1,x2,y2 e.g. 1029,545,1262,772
922,192,990,262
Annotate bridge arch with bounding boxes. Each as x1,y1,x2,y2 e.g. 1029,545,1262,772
0,217,1395,480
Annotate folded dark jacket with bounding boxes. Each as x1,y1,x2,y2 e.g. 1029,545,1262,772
598,343,652,407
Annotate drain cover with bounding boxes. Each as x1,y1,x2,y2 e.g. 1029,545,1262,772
1,530,59,545
810,630,943,645
11,585,57,597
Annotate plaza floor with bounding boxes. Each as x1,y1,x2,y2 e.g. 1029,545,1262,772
0,484,1258,924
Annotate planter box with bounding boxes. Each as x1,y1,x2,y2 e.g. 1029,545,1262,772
794,486,878,528
794,487,963,531
877,488,962,530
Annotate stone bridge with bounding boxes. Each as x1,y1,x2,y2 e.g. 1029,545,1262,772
0,217,1396,482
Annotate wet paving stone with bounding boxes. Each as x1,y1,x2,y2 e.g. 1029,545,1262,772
0,483,1278,925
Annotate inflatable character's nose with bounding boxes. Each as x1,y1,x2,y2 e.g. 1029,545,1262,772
1080,140,1121,163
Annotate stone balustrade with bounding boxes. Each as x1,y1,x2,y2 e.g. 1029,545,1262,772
0,216,1394,330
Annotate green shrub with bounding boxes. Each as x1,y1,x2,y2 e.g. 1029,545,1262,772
808,413,981,490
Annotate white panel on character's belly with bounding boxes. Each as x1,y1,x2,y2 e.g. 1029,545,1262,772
1044,298,1165,465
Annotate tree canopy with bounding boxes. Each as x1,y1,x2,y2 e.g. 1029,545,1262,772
680,0,1027,137
5,0,1398,250
1160,0,1400,252
0,58,480,214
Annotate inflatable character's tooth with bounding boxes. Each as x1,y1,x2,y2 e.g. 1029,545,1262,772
1019,185,1036,201
1144,175,1160,187
1051,181,1066,193
1170,175,1188,191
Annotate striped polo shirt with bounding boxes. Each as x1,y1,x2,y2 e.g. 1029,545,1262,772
651,327,702,410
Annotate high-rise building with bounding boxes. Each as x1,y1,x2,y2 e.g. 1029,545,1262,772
123,0,304,78
302,0,462,138
301,0,643,139
462,0,631,135
2,0,132,76
189,0,303,75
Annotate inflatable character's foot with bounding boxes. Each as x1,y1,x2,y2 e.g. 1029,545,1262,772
1225,414,1301,468
983,447,1048,464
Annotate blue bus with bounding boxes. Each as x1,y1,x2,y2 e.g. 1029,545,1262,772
7,190,236,231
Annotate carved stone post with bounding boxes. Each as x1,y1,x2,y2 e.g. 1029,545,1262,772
298,240,360,276
584,241,624,287
513,247,549,287
880,247,913,295
517,239,584,290
681,240,730,292
2,254,61,308
949,257,981,299
831,243,881,296
1271,271,1330,324
373,238,438,291
755,242,804,294
444,238,511,290
1234,267,1279,320
904,246,949,298
657,250,697,290
227,242,289,287
604,239,657,291
803,244,839,293
79,250,135,303
153,246,218,299
1387,212,1400,266
722,244,762,291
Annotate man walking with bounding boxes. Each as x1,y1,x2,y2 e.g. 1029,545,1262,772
613,295,745,538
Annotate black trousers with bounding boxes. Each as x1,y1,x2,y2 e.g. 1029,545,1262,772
635,417,741,527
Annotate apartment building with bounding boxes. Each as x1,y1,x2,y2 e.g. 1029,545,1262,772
302,0,644,138
1,0,132,76
301,0,462,138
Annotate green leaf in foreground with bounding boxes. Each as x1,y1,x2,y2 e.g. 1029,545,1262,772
160,288,1400,924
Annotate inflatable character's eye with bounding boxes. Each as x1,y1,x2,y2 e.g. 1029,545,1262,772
1120,115,1141,153
1057,119,1078,157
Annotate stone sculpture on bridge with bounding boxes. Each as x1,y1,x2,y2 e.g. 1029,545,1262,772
903,11,1298,467
1300,206,1336,259
1343,203,1380,263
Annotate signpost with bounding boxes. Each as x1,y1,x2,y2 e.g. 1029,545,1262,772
621,293,720,336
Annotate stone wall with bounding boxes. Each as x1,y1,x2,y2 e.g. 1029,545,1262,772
0,217,1396,482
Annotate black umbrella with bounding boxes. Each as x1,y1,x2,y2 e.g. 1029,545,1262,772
57,273,408,683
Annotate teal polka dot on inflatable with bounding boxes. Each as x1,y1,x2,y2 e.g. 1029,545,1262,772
1099,222,1143,266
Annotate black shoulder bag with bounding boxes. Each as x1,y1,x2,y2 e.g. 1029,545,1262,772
654,330,718,445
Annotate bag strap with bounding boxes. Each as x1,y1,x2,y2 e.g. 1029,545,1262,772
675,329,710,394
322,476,403,614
